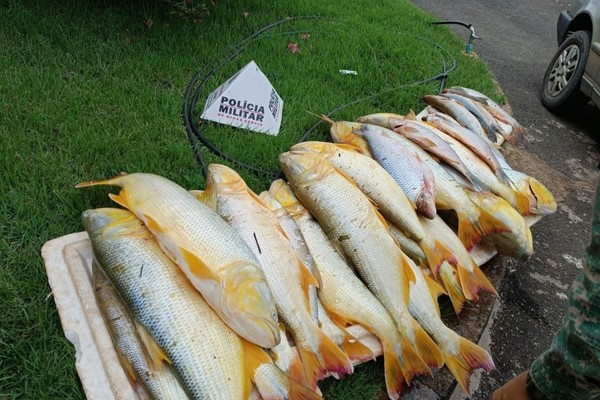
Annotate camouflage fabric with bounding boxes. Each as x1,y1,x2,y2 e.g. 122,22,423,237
529,182,600,399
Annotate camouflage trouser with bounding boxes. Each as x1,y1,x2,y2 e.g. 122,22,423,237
529,183,600,399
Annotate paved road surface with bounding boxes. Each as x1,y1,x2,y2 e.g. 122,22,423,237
411,1,600,398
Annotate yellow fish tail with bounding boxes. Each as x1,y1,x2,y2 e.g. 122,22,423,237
421,238,458,278
340,333,375,364
318,333,354,380
439,263,467,315
457,261,498,302
412,322,444,370
382,345,406,400
444,337,495,396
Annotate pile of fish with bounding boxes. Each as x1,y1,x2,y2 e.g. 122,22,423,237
76,87,557,400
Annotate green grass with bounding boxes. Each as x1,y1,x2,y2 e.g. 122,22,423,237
0,0,500,398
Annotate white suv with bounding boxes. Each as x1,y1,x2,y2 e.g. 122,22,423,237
541,0,600,113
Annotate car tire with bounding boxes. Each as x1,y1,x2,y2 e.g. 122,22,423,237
540,30,591,114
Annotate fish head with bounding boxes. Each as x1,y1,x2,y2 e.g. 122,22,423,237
82,208,147,240
290,141,337,158
222,263,280,348
527,177,557,215
416,191,437,219
206,164,248,195
356,113,403,128
279,151,334,187
268,179,307,218
329,121,372,153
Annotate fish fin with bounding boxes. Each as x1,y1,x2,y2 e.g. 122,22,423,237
299,259,320,313
296,345,325,390
323,307,353,328
513,190,532,216
75,174,126,188
420,238,457,278
456,208,510,251
423,273,446,317
457,260,498,302
289,376,323,400
334,143,362,154
116,350,139,385
373,206,389,229
444,337,495,396
341,333,375,364
399,337,432,383
319,332,354,379
141,213,164,234
412,322,444,370
134,321,172,367
500,130,519,145
243,340,275,399
179,246,219,282
399,253,416,304
382,346,405,400
439,263,467,315
108,192,130,210
195,182,218,211
289,350,311,389
406,109,417,120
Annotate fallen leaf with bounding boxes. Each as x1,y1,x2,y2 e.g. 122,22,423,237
243,11,249,20
144,19,153,29
287,42,299,54
300,33,310,40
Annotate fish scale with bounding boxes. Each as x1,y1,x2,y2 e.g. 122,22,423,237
279,152,444,376
76,173,280,349
84,208,246,400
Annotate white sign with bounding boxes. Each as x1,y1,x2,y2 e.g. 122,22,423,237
201,60,284,136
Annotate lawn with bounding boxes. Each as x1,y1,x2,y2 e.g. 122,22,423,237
0,0,500,398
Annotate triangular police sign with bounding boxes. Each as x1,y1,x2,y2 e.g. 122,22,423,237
201,60,284,136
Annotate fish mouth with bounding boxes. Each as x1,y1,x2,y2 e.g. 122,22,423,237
279,151,331,184
223,264,280,348
206,164,247,194
528,177,557,214
82,208,140,236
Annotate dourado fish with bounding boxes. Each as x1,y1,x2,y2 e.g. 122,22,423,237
278,152,444,377
404,258,495,395
269,179,422,399
418,214,498,303
334,121,512,251
202,164,354,390
92,261,190,400
443,86,525,136
76,173,279,349
423,95,487,139
258,191,319,324
290,141,455,274
84,208,318,400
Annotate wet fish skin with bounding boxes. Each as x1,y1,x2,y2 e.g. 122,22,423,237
405,258,495,396
425,112,508,182
269,180,418,399
279,151,444,377
291,141,457,274
441,92,505,144
84,208,257,400
92,260,191,400
76,173,280,349
357,128,437,219
205,164,353,389
259,190,319,324
423,95,487,138
443,86,524,134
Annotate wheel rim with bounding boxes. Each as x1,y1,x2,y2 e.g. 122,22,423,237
546,44,580,96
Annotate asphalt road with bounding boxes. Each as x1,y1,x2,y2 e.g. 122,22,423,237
411,0,600,398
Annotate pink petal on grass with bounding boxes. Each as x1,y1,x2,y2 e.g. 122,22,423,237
287,42,299,54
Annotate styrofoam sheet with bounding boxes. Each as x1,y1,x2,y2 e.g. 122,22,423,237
41,216,540,399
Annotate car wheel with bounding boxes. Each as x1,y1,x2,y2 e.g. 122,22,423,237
540,30,591,114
